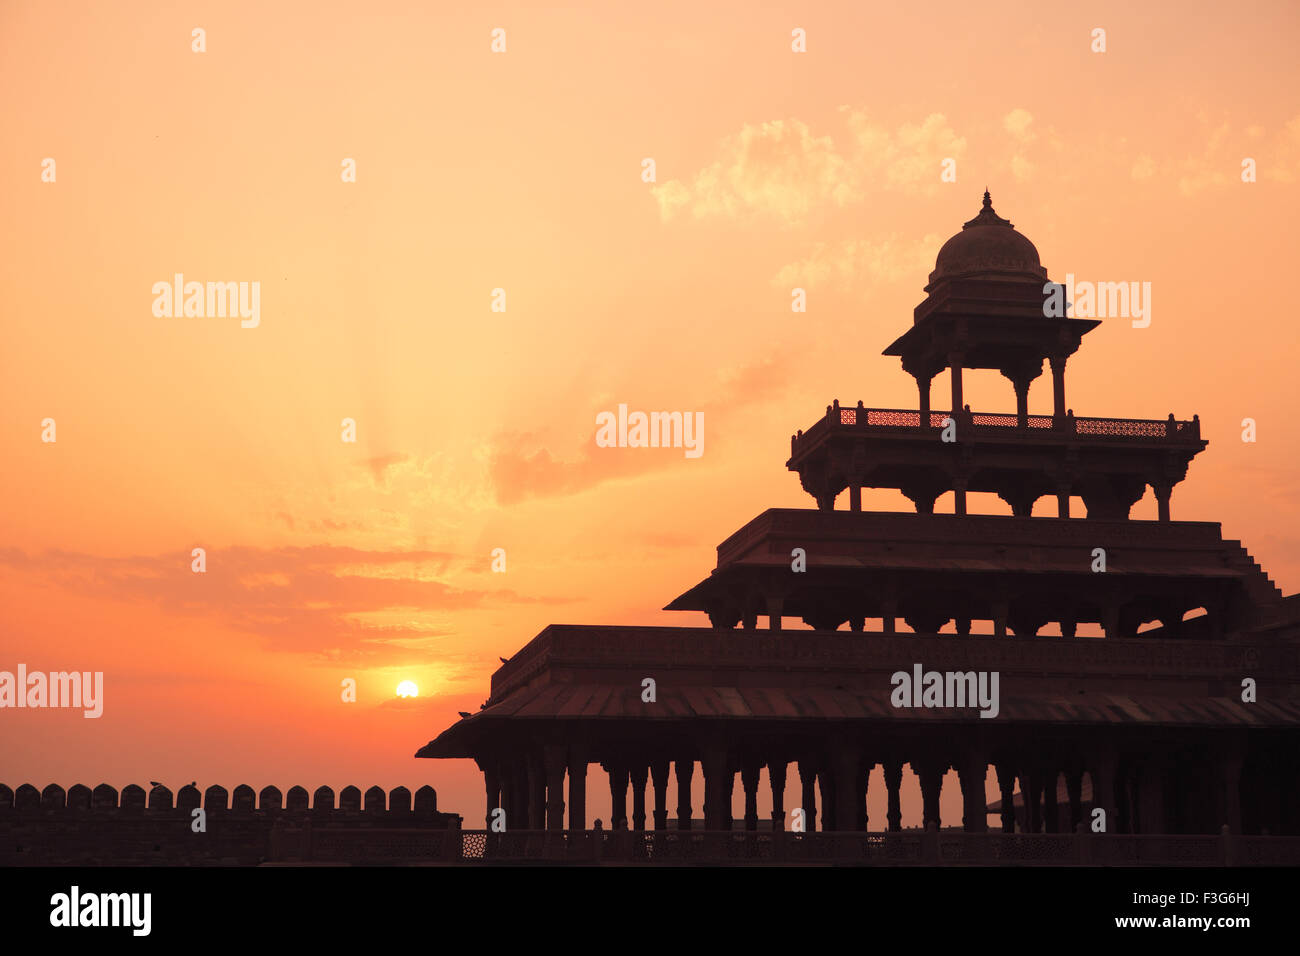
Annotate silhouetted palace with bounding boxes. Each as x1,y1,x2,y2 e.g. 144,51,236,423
416,194,1300,865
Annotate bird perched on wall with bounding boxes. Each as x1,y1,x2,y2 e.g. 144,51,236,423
499,656,509,663
149,781,161,788
458,711,471,718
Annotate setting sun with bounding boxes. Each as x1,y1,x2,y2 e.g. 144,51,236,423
395,681,418,699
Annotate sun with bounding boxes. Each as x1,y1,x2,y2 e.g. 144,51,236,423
395,680,418,698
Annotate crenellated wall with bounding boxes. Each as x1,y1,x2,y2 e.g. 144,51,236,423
0,782,461,866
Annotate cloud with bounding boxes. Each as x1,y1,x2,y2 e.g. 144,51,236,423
772,234,943,293
487,353,796,504
0,546,569,666
1003,108,1036,143
652,111,966,225
363,453,411,486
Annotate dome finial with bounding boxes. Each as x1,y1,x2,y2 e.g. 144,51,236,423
983,188,991,208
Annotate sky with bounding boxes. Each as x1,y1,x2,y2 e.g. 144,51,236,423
2,0,1298,830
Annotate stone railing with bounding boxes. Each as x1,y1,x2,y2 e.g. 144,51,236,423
791,403,1201,455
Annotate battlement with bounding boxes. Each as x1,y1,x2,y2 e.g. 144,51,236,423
0,782,461,866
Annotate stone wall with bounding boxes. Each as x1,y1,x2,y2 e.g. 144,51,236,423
0,782,461,866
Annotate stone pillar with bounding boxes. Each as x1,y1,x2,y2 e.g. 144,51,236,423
1050,355,1067,420
817,768,836,832
883,761,903,832
769,759,788,831
1154,481,1172,522
992,600,1009,638
675,760,694,831
543,745,567,831
607,763,629,829
957,757,988,832
766,596,783,632
1014,379,1030,427
702,748,728,830
741,761,761,831
476,758,502,831
949,352,965,415
858,761,872,831
1020,768,1043,833
1102,604,1121,640
532,754,549,830
1137,761,1166,835
1217,753,1244,835
798,760,819,832
1042,769,1060,833
916,761,946,831
650,761,670,830
882,598,898,635
918,374,933,426
1090,750,1119,835
995,763,1017,833
834,748,859,832
630,764,649,831
849,483,861,512
1065,768,1083,832
1057,482,1071,518
953,475,968,516
567,748,587,831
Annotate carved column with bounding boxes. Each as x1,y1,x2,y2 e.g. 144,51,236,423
916,760,946,831
607,763,629,830
477,757,502,830
766,596,783,632
883,760,903,832
995,763,1017,833
817,767,836,832
567,747,587,831
957,756,988,832
1050,355,1067,420
702,747,729,830
769,759,788,831
675,759,694,830
834,748,859,832
1153,480,1172,523
1217,752,1244,835
1065,767,1084,833
1020,768,1043,833
650,760,670,830
741,761,761,831
1042,768,1060,833
953,475,968,516
630,764,649,831
949,351,965,415
527,752,545,830
798,759,819,832
1090,749,1119,835
543,745,567,831
1136,760,1166,835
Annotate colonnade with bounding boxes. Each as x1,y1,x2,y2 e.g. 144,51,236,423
475,741,1259,836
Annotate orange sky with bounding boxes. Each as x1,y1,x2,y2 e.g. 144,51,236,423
2,0,1299,828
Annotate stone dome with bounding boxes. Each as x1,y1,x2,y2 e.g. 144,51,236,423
927,191,1047,287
